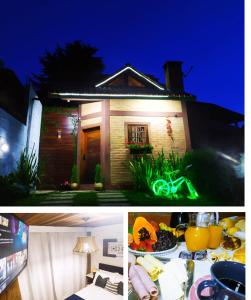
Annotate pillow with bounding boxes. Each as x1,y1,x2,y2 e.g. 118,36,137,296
117,281,123,295
93,271,108,284
93,270,122,284
105,280,119,295
95,275,108,288
111,272,123,284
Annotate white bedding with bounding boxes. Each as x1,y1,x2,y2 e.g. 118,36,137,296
75,283,123,300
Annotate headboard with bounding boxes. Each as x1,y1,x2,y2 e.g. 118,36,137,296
99,263,123,275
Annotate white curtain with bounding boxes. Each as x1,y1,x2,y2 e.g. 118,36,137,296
18,232,86,300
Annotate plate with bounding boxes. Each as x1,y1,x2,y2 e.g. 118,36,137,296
128,244,177,257
189,275,211,300
233,231,245,241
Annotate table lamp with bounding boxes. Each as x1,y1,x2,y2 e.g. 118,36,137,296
73,236,98,274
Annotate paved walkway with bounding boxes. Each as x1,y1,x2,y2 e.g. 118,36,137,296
96,191,130,206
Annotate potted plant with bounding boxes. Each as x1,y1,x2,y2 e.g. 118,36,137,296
128,143,153,154
70,164,79,190
94,164,103,191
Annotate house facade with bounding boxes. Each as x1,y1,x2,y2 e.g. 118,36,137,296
46,61,194,188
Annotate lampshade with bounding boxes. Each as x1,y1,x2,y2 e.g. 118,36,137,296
73,236,98,254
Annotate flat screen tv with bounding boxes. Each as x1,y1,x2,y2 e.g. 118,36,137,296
0,214,28,294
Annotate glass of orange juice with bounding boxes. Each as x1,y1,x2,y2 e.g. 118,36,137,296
185,226,210,252
208,224,223,249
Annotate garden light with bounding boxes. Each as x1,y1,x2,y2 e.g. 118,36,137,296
0,137,9,157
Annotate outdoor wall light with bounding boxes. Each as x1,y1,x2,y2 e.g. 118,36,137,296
0,136,9,158
57,129,62,139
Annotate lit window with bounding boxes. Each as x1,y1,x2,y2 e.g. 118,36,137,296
127,124,149,144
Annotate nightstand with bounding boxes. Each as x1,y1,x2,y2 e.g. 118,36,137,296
86,272,95,285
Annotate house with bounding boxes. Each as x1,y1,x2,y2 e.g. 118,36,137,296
40,61,195,188
0,213,123,300
39,61,244,189
0,68,42,175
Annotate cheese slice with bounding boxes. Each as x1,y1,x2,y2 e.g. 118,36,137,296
158,271,184,300
164,259,188,284
144,254,165,272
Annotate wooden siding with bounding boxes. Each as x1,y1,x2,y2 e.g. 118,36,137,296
39,108,78,187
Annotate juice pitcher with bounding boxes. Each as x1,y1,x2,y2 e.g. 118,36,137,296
185,213,210,252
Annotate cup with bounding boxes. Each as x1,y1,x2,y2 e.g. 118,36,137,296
208,225,223,249
197,261,245,299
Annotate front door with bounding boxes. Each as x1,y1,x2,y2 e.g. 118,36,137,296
81,127,100,183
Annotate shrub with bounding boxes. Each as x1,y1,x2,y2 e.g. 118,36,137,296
94,164,102,183
129,156,153,191
181,149,238,201
71,164,78,183
15,146,40,188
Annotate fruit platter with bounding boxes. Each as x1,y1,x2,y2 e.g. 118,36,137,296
128,217,178,256
128,213,246,300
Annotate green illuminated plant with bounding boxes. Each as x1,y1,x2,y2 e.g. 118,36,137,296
71,164,78,183
94,164,102,183
129,156,153,191
128,143,153,154
15,146,40,188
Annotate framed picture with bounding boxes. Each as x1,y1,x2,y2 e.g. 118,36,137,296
108,242,123,257
103,239,123,257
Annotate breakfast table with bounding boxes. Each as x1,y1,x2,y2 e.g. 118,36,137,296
128,242,236,300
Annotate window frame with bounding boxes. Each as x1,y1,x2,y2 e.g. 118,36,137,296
124,122,151,146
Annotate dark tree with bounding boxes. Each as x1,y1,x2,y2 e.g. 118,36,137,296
32,41,105,101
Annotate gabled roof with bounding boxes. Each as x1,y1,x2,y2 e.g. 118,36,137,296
95,64,165,91
51,64,196,101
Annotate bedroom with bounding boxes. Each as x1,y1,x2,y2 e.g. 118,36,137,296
0,212,124,300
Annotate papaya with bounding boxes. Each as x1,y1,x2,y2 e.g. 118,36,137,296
133,217,157,245
128,233,134,245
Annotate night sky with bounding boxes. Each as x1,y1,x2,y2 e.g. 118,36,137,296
0,0,244,113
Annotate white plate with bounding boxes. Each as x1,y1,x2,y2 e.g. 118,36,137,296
233,231,245,240
128,244,177,257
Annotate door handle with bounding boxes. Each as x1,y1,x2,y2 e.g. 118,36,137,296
83,154,86,160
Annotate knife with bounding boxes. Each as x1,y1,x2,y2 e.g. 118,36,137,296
185,259,194,299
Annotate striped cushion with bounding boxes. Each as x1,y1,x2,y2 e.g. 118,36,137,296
104,280,119,294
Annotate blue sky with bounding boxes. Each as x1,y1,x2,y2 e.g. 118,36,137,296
0,0,244,113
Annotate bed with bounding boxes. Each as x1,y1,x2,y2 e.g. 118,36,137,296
65,263,123,300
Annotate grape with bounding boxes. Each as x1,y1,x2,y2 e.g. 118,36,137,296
153,230,177,251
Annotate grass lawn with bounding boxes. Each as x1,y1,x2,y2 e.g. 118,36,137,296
0,190,242,206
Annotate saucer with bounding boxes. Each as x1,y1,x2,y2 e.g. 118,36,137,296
189,275,211,300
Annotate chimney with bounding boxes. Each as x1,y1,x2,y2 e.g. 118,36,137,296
163,61,184,93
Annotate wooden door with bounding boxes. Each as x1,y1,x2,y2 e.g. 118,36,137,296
81,127,100,183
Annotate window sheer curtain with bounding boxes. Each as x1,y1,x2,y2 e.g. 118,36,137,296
18,232,86,300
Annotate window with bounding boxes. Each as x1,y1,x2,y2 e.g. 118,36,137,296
127,124,149,144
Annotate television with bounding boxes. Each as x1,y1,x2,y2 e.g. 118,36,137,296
0,214,28,294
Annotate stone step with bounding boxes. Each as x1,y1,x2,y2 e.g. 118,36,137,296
97,193,124,197
40,200,73,204
97,195,126,199
102,203,130,206
47,194,74,197
98,198,128,202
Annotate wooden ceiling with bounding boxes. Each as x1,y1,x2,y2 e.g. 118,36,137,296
14,213,122,227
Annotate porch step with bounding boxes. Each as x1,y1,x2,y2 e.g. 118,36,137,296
40,200,73,205
40,192,75,205
96,191,130,205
